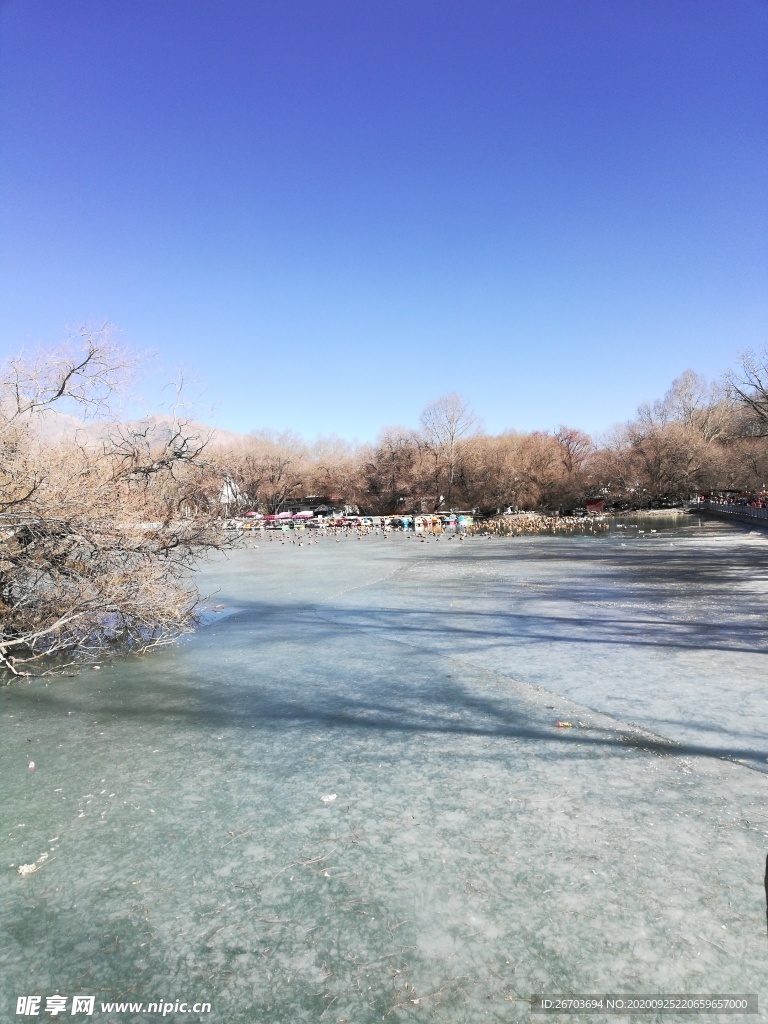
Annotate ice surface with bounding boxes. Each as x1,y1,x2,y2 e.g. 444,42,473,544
323,517,768,768
2,517,767,1022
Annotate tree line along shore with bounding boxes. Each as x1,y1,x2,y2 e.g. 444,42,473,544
202,366,767,521
1,330,765,678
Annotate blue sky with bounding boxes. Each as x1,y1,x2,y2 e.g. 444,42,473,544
1,0,766,441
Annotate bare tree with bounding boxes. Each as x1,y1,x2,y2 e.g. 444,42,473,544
0,325,134,436
554,426,593,475
362,428,421,513
642,369,733,443
0,333,226,681
306,435,367,508
419,393,481,510
220,430,308,514
727,349,768,436
627,421,713,502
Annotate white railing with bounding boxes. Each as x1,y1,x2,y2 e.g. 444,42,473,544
704,501,768,520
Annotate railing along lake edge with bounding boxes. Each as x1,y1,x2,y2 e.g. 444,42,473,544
697,501,768,528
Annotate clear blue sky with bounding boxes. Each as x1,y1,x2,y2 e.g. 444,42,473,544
1,0,766,440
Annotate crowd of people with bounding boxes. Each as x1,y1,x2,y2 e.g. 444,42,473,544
704,492,768,508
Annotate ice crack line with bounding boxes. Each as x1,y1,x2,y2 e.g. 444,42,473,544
311,581,766,768
319,557,429,603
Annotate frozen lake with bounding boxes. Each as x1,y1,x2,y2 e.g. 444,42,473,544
2,515,767,1021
